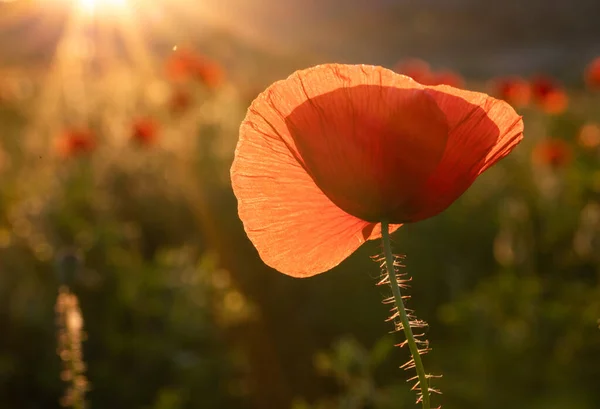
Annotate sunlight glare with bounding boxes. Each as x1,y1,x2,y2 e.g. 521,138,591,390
72,0,128,17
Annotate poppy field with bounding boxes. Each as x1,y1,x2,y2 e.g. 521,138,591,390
1,1,600,409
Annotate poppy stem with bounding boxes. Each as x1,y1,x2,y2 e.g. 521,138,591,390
381,221,430,409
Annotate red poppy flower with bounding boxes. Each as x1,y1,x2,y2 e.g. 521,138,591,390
530,75,568,114
429,70,465,88
231,64,523,277
131,118,159,146
56,129,96,158
191,58,225,89
165,49,201,82
491,77,531,108
165,48,224,89
394,58,433,85
394,60,464,88
585,57,600,90
532,139,572,169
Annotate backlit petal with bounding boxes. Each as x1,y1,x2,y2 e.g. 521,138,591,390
401,85,524,221
231,68,402,277
269,65,449,222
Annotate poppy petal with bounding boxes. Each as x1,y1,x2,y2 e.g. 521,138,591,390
269,64,449,222
232,68,401,277
401,86,524,221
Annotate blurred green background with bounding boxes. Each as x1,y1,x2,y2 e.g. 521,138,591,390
1,1,600,408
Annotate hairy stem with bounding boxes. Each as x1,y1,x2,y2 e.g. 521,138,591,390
381,221,430,409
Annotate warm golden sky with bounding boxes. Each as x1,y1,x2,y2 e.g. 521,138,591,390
0,0,599,77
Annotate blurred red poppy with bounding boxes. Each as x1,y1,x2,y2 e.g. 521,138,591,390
56,129,96,158
165,48,225,89
191,58,225,89
530,75,568,114
394,60,464,88
394,58,433,85
491,77,531,108
169,89,192,113
429,70,465,88
532,139,572,168
578,123,600,149
231,64,523,277
165,49,199,82
585,57,600,90
132,118,159,146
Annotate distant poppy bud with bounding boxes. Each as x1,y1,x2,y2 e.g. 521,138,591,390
132,118,159,146
56,129,96,158
492,77,531,108
231,64,523,277
530,75,568,114
532,139,572,169
585,57,600,90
